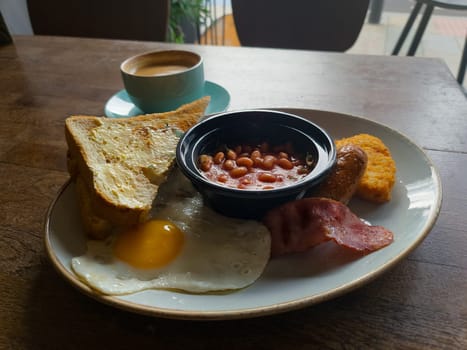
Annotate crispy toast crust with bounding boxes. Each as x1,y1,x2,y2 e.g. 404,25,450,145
65,96,210,238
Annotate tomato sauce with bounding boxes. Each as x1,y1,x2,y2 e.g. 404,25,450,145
198,142,313,190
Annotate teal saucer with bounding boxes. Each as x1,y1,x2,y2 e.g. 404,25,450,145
104,81,230,118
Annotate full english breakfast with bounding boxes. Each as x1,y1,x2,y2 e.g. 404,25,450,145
65,105,396,296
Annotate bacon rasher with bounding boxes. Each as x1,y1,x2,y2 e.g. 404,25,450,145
263,198,393,257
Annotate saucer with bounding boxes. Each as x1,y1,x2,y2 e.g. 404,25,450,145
104,81,230,118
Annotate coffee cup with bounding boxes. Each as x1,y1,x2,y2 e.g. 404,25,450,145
120,50,204,113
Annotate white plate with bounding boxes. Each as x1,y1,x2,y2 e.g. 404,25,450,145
44,109,442,320
104,81,230,118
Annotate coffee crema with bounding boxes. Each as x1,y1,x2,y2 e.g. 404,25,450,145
134,64,189,76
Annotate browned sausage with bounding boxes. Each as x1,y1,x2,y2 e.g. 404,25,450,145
308,144,367,204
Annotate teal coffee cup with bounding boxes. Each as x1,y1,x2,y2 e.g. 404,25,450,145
121,50,204,113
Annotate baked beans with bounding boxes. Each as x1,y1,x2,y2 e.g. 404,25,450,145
198,142,313,190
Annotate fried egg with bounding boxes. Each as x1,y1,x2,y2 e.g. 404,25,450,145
71,170,271,295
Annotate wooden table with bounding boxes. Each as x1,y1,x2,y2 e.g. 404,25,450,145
1,35,466,349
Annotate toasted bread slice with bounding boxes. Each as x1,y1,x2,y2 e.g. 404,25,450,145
65,96,210,238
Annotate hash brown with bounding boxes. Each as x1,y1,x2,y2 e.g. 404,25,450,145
336,134,396,203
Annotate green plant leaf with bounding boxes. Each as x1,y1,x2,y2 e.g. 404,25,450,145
168,0,210,43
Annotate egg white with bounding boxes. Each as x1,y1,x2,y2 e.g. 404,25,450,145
71,170,271,295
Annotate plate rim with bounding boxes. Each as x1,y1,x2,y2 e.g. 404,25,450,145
44,108,442,320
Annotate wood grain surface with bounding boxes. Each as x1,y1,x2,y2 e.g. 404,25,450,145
0,35,466,349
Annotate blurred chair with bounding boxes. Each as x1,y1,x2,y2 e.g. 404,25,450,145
27,0,170,41
230,0,370,51
391,0,467,85
459,35,466,85
368,0,385,24
392,0,467,56
0,10,13,45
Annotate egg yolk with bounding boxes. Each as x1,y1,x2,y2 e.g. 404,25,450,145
113,220,184,269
